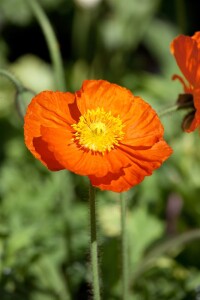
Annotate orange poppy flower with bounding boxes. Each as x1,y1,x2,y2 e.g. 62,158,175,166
171,31,200,132
24,80,172,192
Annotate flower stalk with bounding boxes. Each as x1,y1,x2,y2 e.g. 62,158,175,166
158,100,194,118
0,69,25,93
26,0,66,91
158,104,179,117
89,184,101,300
0,69,35,119
120,193,129,300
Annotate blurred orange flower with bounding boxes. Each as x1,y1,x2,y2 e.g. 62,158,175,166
171,32,200,132
24,80,172,192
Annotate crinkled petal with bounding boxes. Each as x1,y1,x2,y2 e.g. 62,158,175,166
32,137,64,170
76,82,164,148
24,81,172,192
89,140,172,192
122,96,164,147
192,31,200,49
89,168,130,193
39,110,169,178
75,80,134,119
40,126,131,176
118,141,172,169
24,90,79,169
192,32,200,85
171,35,199,86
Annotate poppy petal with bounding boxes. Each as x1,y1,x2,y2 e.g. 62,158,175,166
89,140,172,192
32,137,64,170
192,31,200,48
89,168,131,193
76,83,164,147
24,90,79,169
119,141,172,169
76,80,134,119
171,35,199,86
122,96,163,147
40,126,131,176
24,80,172,192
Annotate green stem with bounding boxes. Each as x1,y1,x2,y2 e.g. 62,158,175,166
26,0,66,91
158,100,194,118
0,69,36,119
158,104,179,117
120,193,129,300
132,229,200,282
89,184,101,300
0,69,25,93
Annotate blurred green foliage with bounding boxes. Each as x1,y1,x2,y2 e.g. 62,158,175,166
1,0,200,299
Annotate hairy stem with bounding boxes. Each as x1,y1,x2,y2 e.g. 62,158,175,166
89,184,101,300
120,193,129,300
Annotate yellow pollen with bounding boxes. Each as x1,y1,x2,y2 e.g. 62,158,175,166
72,107,125,153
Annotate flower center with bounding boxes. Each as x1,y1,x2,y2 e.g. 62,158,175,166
72,107,125,153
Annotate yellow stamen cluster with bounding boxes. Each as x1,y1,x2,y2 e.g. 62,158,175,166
72,107,125,153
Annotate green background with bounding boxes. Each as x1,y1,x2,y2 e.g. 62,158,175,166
0,0,200,299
